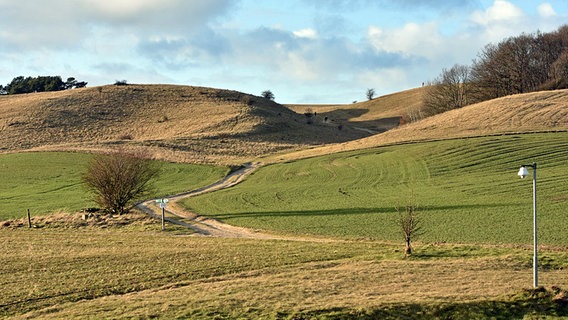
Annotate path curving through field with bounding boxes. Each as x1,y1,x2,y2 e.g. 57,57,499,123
137,162,321,240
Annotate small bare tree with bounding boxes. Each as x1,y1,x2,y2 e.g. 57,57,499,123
83,149,160,215
366,88,376,100
261,90,275,101
396,196,422,256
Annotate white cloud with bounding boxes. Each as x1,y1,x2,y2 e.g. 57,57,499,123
293,28,318,39
537,3,557,17
367,22,442,59
82,0,169,19
470,0,524,26
284,52,319,81
0,0,233,50
469,0,529,43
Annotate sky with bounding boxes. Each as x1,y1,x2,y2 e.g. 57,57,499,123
1,1,567,104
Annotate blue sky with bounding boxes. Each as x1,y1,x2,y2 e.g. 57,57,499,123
1,1,567,103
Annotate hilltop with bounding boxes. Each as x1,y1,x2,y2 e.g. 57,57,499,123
0,84,371,164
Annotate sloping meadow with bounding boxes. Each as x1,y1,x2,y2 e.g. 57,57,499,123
183,132,568,245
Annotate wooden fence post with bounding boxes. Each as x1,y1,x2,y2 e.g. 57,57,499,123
27,209,31,228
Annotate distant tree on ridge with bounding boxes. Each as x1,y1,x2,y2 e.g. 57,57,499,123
261,90,275,101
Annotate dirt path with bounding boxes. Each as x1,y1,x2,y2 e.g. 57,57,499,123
137,162,318,240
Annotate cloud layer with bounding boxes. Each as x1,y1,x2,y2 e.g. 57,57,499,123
0,0,566,103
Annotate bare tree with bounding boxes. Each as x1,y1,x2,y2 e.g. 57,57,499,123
366,88,376,100
422,64,472,117
470,26,568,100
261,90,275,101
83,149,161,215
396,195,422,256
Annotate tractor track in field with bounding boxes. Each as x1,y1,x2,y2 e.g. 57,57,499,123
136,162,330,241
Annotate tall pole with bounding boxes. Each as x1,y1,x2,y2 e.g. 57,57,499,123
532,162,538,288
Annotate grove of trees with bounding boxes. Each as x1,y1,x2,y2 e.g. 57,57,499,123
0,76,87,95
422,25,568,118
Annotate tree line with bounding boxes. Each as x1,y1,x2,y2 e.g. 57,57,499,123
421,25,568,118
0,76,87,95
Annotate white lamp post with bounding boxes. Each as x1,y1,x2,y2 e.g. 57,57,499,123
517,162,538,288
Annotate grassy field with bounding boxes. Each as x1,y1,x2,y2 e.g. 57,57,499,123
1,222,568,319
182,132,568,245
2,85,568,318
0,85,370,164
0,152,228,220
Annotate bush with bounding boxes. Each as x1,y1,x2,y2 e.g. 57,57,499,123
83,149,160,215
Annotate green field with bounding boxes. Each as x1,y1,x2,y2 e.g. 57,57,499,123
182,132,568,245
0,152,228,220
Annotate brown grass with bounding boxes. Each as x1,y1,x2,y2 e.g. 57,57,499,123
2,85,567,165
269,89,568,162
0,85,369,164
13,253,568,319
287,87,424,133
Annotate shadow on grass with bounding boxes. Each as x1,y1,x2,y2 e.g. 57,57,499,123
212,203,514,220
286,288,568,319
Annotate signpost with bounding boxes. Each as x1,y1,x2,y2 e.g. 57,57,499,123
155,198,169,230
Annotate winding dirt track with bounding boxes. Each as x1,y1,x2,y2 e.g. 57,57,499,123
136,162,312,240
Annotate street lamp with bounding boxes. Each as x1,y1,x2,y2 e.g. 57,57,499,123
517,162,538,288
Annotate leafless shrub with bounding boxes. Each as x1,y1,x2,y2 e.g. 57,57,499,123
401,107,424,124
422,64,472,117
83,149,161,215
396,193,423,256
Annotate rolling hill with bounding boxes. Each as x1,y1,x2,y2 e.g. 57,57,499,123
271,89,568,162
287,87,424,132
2,84,567,164
0,84,371,164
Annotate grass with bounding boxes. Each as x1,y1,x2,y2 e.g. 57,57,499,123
0,84,369,164
182,132,568,245
0,152,228,220
1,225,567,319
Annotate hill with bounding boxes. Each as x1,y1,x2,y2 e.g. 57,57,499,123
271,89,568,162
2,84,567,164
286,87,424,133
0,84,371,164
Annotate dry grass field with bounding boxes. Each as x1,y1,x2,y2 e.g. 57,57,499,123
2,221,568,319
3,84,566,165
0,84,369,164
287,87,424,132
271,89,568,162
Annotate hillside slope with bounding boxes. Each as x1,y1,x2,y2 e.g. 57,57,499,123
0,85,370,163
271,89,568,162
287,87,424,133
